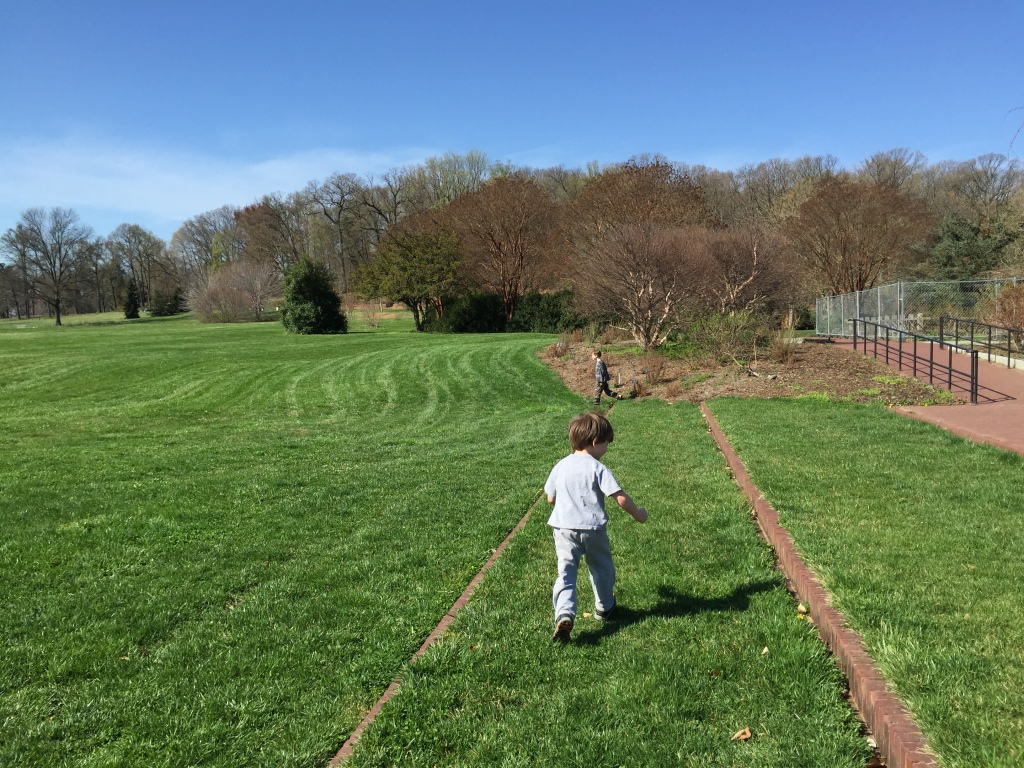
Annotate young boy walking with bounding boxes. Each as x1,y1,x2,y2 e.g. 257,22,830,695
592,349,622,406
544,412,648,643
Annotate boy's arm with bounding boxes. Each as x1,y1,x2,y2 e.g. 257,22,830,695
610,490,647,523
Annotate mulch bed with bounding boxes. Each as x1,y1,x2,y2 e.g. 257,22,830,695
539,339,962,406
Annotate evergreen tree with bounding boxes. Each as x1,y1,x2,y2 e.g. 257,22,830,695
930,214,1015,280
282,258,347,334
124,282,141,319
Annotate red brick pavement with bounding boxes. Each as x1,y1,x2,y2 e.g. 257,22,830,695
832,337,1024,456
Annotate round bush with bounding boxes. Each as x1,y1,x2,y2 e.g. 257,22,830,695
282,259,347,334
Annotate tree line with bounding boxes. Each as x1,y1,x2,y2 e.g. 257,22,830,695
2,148,1022,347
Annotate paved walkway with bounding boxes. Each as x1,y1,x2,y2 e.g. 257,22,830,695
832,337,1024,455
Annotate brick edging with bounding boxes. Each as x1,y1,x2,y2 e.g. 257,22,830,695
699,403,940,768
328,496,542,766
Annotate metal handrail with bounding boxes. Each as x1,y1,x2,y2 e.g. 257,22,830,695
852,319,978,404
939,316,1024,368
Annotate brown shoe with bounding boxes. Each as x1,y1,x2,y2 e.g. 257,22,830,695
552,616,574,643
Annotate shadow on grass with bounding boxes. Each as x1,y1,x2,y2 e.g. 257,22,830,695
572,579,779,645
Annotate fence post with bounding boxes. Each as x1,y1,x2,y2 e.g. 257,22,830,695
929,334,935,385
971,351,979,404
899,281,904,329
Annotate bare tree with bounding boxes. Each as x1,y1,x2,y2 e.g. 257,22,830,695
447,174,558,320
188,260,281,322
358,168,418,245
735,159,799,223
532,165,590,203
415,150,490,206
569,157,712,242
105,224,167,306
566,157,712,348
785,176,933,294
953,154,1022,235
688,226,796,315
169,206,241,281
234,193,310,276
306,173,366,291
857,148,927,192
1,208,94,325
74,238,111,313
230,260,281,320
575,223,701,349
0,226,35,318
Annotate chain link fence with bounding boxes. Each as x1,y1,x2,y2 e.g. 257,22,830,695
816,278,1024,337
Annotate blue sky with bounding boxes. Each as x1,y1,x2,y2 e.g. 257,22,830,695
2,0,1023,241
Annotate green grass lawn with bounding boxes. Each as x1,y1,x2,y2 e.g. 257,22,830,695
707,398,1024,768
0,316,577,766
1,316,870,766
349,402,870,767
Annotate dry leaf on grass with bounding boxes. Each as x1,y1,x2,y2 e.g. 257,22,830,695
761,647,769,655
796,603,808,614
731,727,752,741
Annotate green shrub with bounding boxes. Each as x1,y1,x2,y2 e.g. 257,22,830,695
427,291,506,333
149,287,187,317
793,306,815,331
282,259,347,334
507,289,587,333
124,282,140,319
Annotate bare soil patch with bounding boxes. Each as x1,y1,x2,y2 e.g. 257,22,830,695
539,339,961,406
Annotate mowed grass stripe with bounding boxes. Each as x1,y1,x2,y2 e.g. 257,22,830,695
0,319,583,767
348,402,872,767
707,398,1024,768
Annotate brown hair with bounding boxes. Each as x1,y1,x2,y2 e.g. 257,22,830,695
592,349,602,358
568,412,614,452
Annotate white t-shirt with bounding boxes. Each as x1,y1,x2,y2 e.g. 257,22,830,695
544,452,622,530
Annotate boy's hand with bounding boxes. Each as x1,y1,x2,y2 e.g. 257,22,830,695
612,491,646,522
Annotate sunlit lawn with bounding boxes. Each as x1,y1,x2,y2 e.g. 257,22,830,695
708,398,1024,768
1,316,574,766
349,403,871,767
1,315,870,766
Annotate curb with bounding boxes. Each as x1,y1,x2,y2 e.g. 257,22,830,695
328,495,542,765
699,403,939,768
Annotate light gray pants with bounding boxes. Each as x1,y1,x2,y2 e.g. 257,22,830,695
552,527,616,621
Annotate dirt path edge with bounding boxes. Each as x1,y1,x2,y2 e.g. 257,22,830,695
700,402,940,768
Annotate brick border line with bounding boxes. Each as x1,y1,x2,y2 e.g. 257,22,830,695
699,403,939,768
328,495,542,766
